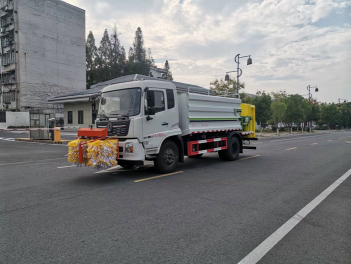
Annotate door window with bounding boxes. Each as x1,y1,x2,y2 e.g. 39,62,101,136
154,91,165,113
166,89,175,109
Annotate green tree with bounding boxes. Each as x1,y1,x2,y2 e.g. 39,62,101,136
109,25,126,79
271,101,286,132
339,103,350,128
284,94,306,129
321,103,342,129
271,90,288,102
126,27,153,75
164,60,173,80
241,93,254,104
210,76,245,95
253,92,272,126
86,31,97,89
309,103,321,124
96,29,112,83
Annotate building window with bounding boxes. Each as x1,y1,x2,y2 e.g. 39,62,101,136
78,110,84,124
154,91,165,113
166,89,175,109
68,111,72,124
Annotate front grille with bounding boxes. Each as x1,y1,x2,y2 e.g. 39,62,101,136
119,147,123,152
96,120,130,137
110,127,127,136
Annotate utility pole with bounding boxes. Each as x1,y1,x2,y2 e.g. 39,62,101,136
307,85,318,132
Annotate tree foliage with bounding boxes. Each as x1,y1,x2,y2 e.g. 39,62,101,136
271,101,286,127
210,76,245,95
164,60,173,80
253,92,272,125
86,31,97,89
284,94,307,126
85,27,160,89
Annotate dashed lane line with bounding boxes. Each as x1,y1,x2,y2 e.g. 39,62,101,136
345,141,351,144
286,147,297,150
311,143,318,145
0,157,66,166
57,165,76,169
270,134,329,142
238,168,351,264
134,171,184,183
239,155,261,161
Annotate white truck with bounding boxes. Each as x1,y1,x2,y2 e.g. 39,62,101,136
94,76,256,173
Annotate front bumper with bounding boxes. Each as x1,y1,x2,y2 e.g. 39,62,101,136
117,139,145,161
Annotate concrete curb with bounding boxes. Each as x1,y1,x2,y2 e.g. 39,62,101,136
15,138,70,145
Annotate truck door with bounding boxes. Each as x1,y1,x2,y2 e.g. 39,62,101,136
143,88,169,149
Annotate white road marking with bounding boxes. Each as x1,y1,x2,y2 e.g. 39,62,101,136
57,165,76,169
0,158,66,166
270,134,329,142
311,143,318,145
345,141,351,144
238,168,351,264
286,147,297,150
95,166,120,174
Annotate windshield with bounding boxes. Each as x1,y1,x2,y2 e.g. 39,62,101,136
99,88,142,117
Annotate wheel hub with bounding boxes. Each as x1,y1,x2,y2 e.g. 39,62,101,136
164,149,175,166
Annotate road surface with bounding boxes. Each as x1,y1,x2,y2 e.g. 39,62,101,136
1,131,350,264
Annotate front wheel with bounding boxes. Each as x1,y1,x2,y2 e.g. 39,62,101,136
154,141,179,173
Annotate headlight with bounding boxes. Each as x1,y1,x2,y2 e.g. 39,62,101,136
125,142,134,153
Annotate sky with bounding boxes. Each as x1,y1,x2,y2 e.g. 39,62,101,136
64,0,351,103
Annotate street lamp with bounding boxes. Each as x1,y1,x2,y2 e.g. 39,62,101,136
225,54,252,94
307,85,319,131
338,98,348,106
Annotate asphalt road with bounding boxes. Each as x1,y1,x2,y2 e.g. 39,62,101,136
1,131,350,264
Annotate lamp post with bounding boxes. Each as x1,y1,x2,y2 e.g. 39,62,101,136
225,54,252,94
307,85,318,131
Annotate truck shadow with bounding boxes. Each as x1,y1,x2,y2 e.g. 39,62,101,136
68,153,255,187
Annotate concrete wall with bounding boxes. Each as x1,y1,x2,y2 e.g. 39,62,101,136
6,111,29,127
64,101,96,128
17,0,86,110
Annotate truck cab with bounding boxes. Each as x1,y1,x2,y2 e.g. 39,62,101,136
96,80,182,170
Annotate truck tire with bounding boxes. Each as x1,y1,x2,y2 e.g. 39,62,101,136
189,154,203,158
154,140,179,173
219,136,240,161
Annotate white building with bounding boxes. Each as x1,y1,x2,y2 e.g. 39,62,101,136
149,66,168,78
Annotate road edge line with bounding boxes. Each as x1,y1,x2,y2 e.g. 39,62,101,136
237,168,351,264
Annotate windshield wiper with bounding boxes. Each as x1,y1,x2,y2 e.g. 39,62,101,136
98,113,109,120
109,113,130,120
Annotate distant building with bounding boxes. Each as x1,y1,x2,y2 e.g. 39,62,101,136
149,66,167,78
0,0,85,116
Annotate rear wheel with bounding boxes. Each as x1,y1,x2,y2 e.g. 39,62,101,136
154,141,179,173
218,136,240,161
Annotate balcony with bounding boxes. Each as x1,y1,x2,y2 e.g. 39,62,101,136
1,74,15,84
